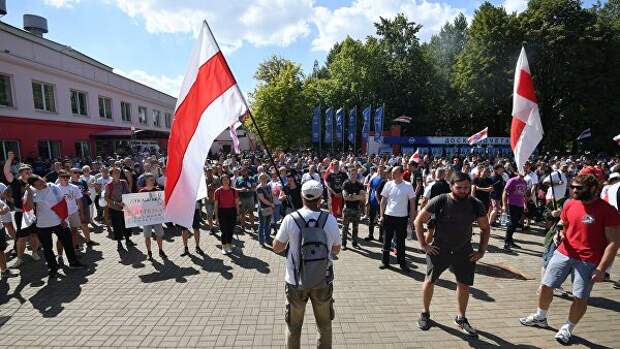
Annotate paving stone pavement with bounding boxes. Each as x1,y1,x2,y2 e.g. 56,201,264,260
0,219,618,348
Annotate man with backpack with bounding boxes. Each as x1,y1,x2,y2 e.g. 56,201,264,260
413,172,491,337
273,180,341,349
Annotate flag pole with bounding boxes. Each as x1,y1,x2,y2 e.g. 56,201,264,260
202,20,287,190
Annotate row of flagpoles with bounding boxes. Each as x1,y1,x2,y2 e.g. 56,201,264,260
311,104,385,153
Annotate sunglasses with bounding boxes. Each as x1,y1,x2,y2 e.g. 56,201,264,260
570,185,587,190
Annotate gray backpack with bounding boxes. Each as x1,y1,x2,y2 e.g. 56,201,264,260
291,210,332,289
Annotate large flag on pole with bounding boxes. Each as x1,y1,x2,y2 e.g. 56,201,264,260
335,107,344,143
348,106,357,145
165,20,247,228
576,128,591,141
468,127,488,145
374,104,384,142
311,105,321,144
614,133,620,145
325,107,333,144
511,47,543,174
361,105,371,142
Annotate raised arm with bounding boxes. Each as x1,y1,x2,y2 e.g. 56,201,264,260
3,151,15,183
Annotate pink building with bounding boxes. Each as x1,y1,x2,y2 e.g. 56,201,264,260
0,13,175,161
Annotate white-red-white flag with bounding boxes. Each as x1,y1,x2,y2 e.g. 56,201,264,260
511,47,543,174
468,127,488,145
409,149,420,163
613,133,620,145
165,20,247,228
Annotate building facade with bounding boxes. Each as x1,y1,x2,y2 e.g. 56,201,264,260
0,17,176,161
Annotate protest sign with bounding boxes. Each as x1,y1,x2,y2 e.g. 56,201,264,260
122,191,165,228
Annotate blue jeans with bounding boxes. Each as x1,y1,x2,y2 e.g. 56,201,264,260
272,204,282,231
258,212,272,244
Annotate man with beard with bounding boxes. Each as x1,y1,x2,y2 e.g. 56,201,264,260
520,174,620,345
414,172,490,337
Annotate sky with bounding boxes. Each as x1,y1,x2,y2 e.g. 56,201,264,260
1,0,602,99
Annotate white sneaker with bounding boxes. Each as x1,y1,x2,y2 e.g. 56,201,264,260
31,251,41,261
553,287,568,297
226,247,233,253
519,313,548,328
10,257,23,268
555,326,572,345
221,248,228,255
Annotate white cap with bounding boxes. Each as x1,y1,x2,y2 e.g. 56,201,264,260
610,172,620,181
301,180,323,200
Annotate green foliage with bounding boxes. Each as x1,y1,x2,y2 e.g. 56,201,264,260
249,2,620,152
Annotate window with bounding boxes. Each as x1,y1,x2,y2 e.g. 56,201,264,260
38,140,62,159
121,101,131,122
138,106,148,125
152,109,161,127
0,74,14,107
70,89,88,116
75,141,90,158
0,140,20,161
164,112,172,128
32,81,56,112
98,96,112,119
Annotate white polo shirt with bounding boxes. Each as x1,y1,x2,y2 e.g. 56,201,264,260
33,183,64,228
381,180,416,217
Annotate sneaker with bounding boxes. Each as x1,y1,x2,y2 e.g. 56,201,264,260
221,248,228,255
57,255,64,265
519,313,548,328
181,247,190,257
31,251,41,261
352,243,359,249
117,242,124,251
417,312,431,331
379,264,389,270
147,250,153,260
226,247,233,253
159,250,168,259
400,264,411,273
68,262,86,269
342,246,347,251
48,267,58,279
555,326,572,345
454,316,478,337
553,287,568,297
196,246,205,255
10,257,23,268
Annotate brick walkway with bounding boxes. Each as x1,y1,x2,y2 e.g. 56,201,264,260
0,221,618,348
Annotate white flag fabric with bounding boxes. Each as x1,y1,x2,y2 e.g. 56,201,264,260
511,47,544,174
164,20,247,228
613,133,620,145
468,127,488,145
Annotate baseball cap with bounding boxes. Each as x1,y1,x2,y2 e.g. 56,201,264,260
578,166,605,183
609,172,620,181
301,180,323,200
18,164,32,172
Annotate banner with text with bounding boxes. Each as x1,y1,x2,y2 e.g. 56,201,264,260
122,191,165,228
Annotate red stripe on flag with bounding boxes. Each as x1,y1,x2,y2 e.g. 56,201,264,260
516,69,537,103
165,52,236,204
510,118,526,150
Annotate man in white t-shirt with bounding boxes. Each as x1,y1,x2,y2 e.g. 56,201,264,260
57,171,83,262
273,180,340,349
301,164,321,184
379,166,416,272
26,175,85,278
543,164,568,203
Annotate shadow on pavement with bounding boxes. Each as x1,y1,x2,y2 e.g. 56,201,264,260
190,253,233,280
139,258,199,283
228,249,270,274
588,296,620,313
118,245,146,268
28,247,103,318
433,321,538,348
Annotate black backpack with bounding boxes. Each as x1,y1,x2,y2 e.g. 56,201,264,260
290,210,333,289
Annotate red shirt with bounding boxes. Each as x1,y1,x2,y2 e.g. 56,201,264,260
559,198,620,264
214,187,238,209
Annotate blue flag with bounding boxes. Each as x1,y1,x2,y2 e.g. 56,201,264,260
335,107,344,143
374,105,384,142
348,106,357,145
311,106,321,144
324,107,333,144
361,105,371,142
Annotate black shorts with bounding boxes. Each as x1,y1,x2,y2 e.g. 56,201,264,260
192,210,201,229
0,228,7,251
524,201,537,219
14,211,35,238
426,245,476,286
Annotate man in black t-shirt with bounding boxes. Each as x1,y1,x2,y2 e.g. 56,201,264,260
472,166,493,213
341,167,366,249
326,162,348,217
414,172,490,337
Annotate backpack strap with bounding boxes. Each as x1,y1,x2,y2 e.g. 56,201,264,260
317,211,329,229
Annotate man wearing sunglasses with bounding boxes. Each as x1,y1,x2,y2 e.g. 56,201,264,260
520,174,620,345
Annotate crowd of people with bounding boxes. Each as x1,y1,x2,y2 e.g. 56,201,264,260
0,149,619,347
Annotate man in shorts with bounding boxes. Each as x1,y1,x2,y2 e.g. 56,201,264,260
3,152,40,267
181,201,205,257
520,174,620,344
414,171,490,337
235,166,256,232
205,167,220,233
